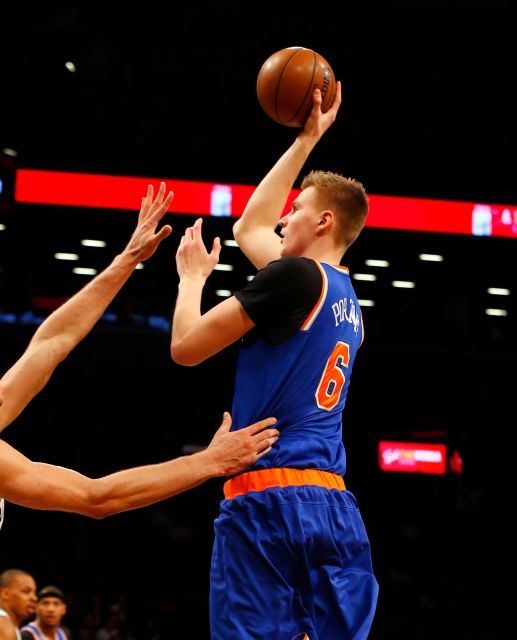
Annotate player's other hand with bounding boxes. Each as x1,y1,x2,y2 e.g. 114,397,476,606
176,218,221,281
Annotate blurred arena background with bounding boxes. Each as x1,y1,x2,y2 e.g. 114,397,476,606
1,2,515,638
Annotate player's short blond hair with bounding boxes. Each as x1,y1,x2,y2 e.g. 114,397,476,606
300,170,369,248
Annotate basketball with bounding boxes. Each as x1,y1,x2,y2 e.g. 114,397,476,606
256,47,337,127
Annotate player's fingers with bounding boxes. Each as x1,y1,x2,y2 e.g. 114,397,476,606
193,218,203,240
155,225,172,243
333,80,342,108
154,191,174,218
243,417,277,436
156,181,166,205
253,434,279,455
147,183,166,219
255,445,273,459
139,185,153,219
256,428,279,442
215,411,232,435
146,184,154,207
211,236,221,259
176,235,186,253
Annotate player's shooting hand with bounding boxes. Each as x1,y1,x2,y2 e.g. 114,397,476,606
301,80,342,141
124,182,173,264
207,412,279,476
176,218,221,281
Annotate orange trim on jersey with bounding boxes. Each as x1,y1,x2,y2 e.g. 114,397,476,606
331,264,350,274
223,468,346,499
301,261,328,331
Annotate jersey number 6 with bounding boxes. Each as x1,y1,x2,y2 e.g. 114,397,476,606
315,341,350,411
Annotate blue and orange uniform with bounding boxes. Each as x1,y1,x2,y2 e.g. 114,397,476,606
210,256,378,640
21,622,68,640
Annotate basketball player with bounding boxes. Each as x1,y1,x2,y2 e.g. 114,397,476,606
0,569,36,640
171,82,378,638
21,585,69,640
0,183,278,525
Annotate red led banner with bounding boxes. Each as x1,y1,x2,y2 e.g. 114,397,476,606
378,440,447,475
14,169,517,238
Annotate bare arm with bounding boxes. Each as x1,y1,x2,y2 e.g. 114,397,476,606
0,413,278,518
0,183,173,432
0,618,17,640
171,218,255,366
233,83,342,270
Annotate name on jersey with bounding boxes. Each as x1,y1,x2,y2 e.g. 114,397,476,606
332,296,360,332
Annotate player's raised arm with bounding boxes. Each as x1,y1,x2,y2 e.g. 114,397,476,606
171,219,255,366
0,184,173,432
233,82,342,270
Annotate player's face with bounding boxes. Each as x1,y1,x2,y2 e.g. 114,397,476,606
5,574,37,623
37,597,66,628
278,187,323,257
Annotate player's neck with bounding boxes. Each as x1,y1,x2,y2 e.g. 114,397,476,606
36,620,59,638
301,234,346,265
303,245,345,266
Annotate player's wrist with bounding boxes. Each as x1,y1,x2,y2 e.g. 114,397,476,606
178,274,207,288
194,448,221,479
113,250,141,272
296,131,320,150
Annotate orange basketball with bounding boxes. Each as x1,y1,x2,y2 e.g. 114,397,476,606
256,47,337,127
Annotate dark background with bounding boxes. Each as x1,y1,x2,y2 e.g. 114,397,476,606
1,1,516,638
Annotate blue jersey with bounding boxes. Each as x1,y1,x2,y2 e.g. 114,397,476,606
211,257,377,640
21,622,68,640
232,257,363,476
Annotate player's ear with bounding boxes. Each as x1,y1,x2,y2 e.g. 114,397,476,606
318,210,333,228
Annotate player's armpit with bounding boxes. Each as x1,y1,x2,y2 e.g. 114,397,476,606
232,224,281,271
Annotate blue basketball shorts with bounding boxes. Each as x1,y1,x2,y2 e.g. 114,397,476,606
209,470,378,639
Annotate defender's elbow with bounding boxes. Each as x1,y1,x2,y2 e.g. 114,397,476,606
81,481,118,519
84,505,111,520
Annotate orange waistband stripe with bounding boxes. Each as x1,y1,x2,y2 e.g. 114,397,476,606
223,468,346,500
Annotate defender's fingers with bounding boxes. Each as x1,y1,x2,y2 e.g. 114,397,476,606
150,191,174,221
156,181,166,203
213,412,232,436
255,446,273,459
256,428,279,442
244,418,278,435
155,225,172,242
